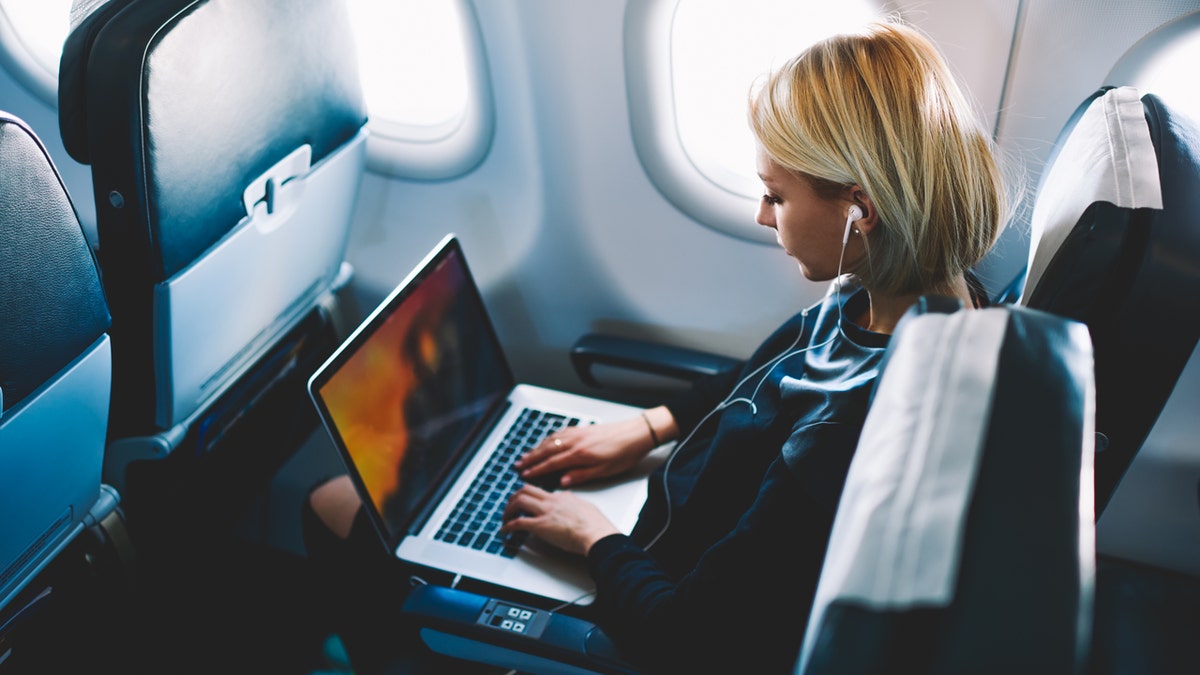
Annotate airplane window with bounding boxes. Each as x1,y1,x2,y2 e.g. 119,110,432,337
626,0,1019,244
348,0,468,128
0,0,493,181
345,0,494,179
0,0,72,105
671,0,880,201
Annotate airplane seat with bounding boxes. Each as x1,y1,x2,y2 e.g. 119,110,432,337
400,299,1097,675
1022,12,1200,674
0,111,135,671
56,0,368,542
795,298,1095,675
1009,79,1200,518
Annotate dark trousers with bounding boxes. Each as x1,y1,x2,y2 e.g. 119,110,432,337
300,493,508,675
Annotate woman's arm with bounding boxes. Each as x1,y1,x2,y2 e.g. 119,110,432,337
588,457,824,674
515,405,679,487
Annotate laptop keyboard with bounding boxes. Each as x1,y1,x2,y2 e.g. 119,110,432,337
433,408,580,557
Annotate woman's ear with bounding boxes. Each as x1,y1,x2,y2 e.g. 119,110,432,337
848,186,878,236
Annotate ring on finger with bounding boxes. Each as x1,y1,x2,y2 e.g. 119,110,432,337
553,437,563,448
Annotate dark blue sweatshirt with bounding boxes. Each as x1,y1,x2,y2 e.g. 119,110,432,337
586,281,890,674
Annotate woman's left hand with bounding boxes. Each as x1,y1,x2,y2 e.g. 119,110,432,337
500,484,620,556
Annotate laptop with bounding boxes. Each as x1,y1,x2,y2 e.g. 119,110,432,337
307,233,662,605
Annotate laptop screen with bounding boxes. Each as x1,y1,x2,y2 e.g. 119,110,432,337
309,237,514,544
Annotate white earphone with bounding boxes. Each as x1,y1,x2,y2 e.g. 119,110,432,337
842,204,864,244
647,201,868,554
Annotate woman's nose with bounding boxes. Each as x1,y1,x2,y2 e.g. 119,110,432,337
755,203,774,228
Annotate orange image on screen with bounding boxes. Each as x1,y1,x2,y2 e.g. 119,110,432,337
318,266,457,519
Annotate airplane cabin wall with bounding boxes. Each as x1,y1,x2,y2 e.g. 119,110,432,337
344,0,1200,398
344,0,816,401
2,0,1196,398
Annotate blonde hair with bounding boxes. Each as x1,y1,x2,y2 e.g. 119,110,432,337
749,20,1007,296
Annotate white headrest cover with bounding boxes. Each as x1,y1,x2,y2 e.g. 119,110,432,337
1020,86,1163,304
797,309,1009,671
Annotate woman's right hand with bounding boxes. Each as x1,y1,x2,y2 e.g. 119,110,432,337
513,407,674,488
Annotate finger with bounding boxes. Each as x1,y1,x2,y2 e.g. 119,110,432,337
514,434,568,469
519,449,580,479
560,465,604,487
502,485,546,521
502,499,527,524
519,483,549,498
499,515,530,534
513,444,549,469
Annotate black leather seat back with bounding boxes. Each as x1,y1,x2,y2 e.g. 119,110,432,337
58,0,368,441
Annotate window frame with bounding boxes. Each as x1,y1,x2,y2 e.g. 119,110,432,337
624,0,773,245
0,3,60,108
0,0,495,181
624,0,1019,244
357,0,495,180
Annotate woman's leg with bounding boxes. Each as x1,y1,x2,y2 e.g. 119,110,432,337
302,475,515,674
301,475,414,674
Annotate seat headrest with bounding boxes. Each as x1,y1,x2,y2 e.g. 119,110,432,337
0,113,110,411
1020,86,1164,301
66,0,368,279
58,0,138,164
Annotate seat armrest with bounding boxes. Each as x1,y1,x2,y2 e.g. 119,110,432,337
570,334,742,389
402,584,640,675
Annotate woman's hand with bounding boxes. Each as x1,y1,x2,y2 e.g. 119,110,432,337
513,407,677,488
501,484,620,556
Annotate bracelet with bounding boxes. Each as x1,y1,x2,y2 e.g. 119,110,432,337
642,412,661,447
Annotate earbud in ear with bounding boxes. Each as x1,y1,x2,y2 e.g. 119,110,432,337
842,205,864,245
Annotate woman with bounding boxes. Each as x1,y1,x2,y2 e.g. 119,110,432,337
306,19,1009,674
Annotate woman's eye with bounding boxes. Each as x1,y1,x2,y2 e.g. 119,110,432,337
762,194,781,206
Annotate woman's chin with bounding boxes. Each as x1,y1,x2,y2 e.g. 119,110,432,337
796,263,837,283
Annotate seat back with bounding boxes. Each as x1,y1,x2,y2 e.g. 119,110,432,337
0,111,117,614
57,0,367,500
1014,83,1200,516
797,299,1096,674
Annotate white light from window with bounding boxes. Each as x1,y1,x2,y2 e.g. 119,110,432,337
345,0,471,138
671,0,880,195
0,0,72,76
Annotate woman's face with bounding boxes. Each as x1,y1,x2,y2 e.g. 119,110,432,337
755,148,852,282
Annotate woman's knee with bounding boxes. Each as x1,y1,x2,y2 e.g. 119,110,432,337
307,474,362,541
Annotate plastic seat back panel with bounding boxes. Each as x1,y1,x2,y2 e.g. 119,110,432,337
0,337,111,609
154,130,366,427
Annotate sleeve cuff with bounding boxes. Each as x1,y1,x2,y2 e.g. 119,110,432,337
586,532,638,578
